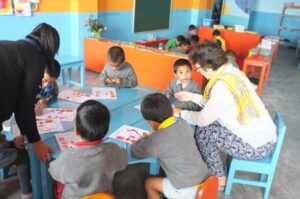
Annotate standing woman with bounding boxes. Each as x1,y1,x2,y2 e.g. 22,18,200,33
0,23,60,162
174,41,277,189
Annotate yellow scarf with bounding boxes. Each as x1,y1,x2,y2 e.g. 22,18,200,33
203,66,264,125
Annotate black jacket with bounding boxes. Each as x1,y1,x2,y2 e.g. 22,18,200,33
0,40,46,143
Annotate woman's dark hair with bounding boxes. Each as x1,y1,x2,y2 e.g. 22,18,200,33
108,46,125,63
76,100,110,141
27,23,60,62
188,41,228,71
173,58,192,73
45,59,61,79
141,93,173,123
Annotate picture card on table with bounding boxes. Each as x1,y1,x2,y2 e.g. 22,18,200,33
109,125,149,144
36,108,76,121
12,119,64,135
58,89,93,103
92,87,117,100
55,132,81,151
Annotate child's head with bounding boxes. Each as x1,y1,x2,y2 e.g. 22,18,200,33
173,58,192,84
141,93,173,130
176,35,185,46
42,59,60,88
188,24,197,35
212,29,221,37
190,35,199,46
107,46,125,70
225,50,236,60
179,39,191,53
75,100,110,141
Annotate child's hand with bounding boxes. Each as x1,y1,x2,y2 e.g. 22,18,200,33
173,107,182,117
13,135,26,149
36,99,47,109
0,133,6,142
174,91,195,102
106,76,114,84
113,77,122,85
35,107,43,116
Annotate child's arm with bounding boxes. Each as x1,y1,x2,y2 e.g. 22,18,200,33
119,65,138,88
48,153,68,184
131,136,157,158
162,82,175,99
99,65,111,85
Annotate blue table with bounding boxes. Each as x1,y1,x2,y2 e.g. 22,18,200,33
27,87,158,199
56,55,85,88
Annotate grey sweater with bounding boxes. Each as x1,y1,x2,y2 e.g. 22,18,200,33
49,142,128,199
163,79,202,111
99,61,138,87
132,120,207,189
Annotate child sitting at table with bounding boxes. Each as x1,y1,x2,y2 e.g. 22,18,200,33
212,29,226,51
186,24,197,40
190,35,200,49
163,58,201,111
99,46,138,88
0,133,32,199
49,100,128,199
131,93,207,199
225,50,239,68
35,59,60,116
165,35,185,50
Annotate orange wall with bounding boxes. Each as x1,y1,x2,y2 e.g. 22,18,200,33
38,0,212,12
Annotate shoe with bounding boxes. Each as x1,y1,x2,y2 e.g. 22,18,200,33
21,192,33,199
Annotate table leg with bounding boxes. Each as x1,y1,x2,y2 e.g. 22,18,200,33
27,144,43,199
149,161,160,175
80,63,85,88
41,161,54,199
67,67,72,87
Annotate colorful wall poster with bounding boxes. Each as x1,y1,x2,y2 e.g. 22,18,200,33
14,0,31,16
0,0,13,15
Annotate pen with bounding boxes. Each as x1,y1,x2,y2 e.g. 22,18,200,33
104,71,113,83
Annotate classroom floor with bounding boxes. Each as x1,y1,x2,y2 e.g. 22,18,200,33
1,46,299,199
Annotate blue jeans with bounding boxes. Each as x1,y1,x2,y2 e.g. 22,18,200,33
8,141,32,194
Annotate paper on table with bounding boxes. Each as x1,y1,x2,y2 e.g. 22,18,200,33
92,87,117,100
109,125,149,144
36,108,76,121
58,89,93,103
55,132,81,151
12,119,64,135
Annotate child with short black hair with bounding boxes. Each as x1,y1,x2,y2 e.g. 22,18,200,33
131,93,206,199
163,59,201,111
49,100,128,199
187,24,197,40
35,59,60,116
165,35,185,50
190,35,199,46
225,50,239,68
99,46,138,87
212,29,226,51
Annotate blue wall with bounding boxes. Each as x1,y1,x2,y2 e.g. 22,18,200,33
99,9,195,42
0,13,73,56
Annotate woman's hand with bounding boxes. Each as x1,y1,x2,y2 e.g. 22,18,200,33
174,91,195,102
173,107,182,117
13,135,26,149
32,140,55,162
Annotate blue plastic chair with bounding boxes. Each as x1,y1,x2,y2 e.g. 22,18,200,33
224,112,286,199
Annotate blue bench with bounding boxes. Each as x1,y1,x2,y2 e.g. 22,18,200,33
56,55,85,88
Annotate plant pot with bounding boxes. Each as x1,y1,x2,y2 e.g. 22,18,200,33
92,31,101,39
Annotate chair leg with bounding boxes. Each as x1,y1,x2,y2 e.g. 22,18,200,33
224,166,236,195
263,175,274,199
0,166,10,179
260,174,267,182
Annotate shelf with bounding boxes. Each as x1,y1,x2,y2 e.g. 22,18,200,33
279,26,300,32
282,14,300,18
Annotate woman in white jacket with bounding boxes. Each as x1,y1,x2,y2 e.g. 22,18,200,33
173,41,277,189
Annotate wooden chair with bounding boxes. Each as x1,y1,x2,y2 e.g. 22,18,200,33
82,192,115,199
196,176,219,199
